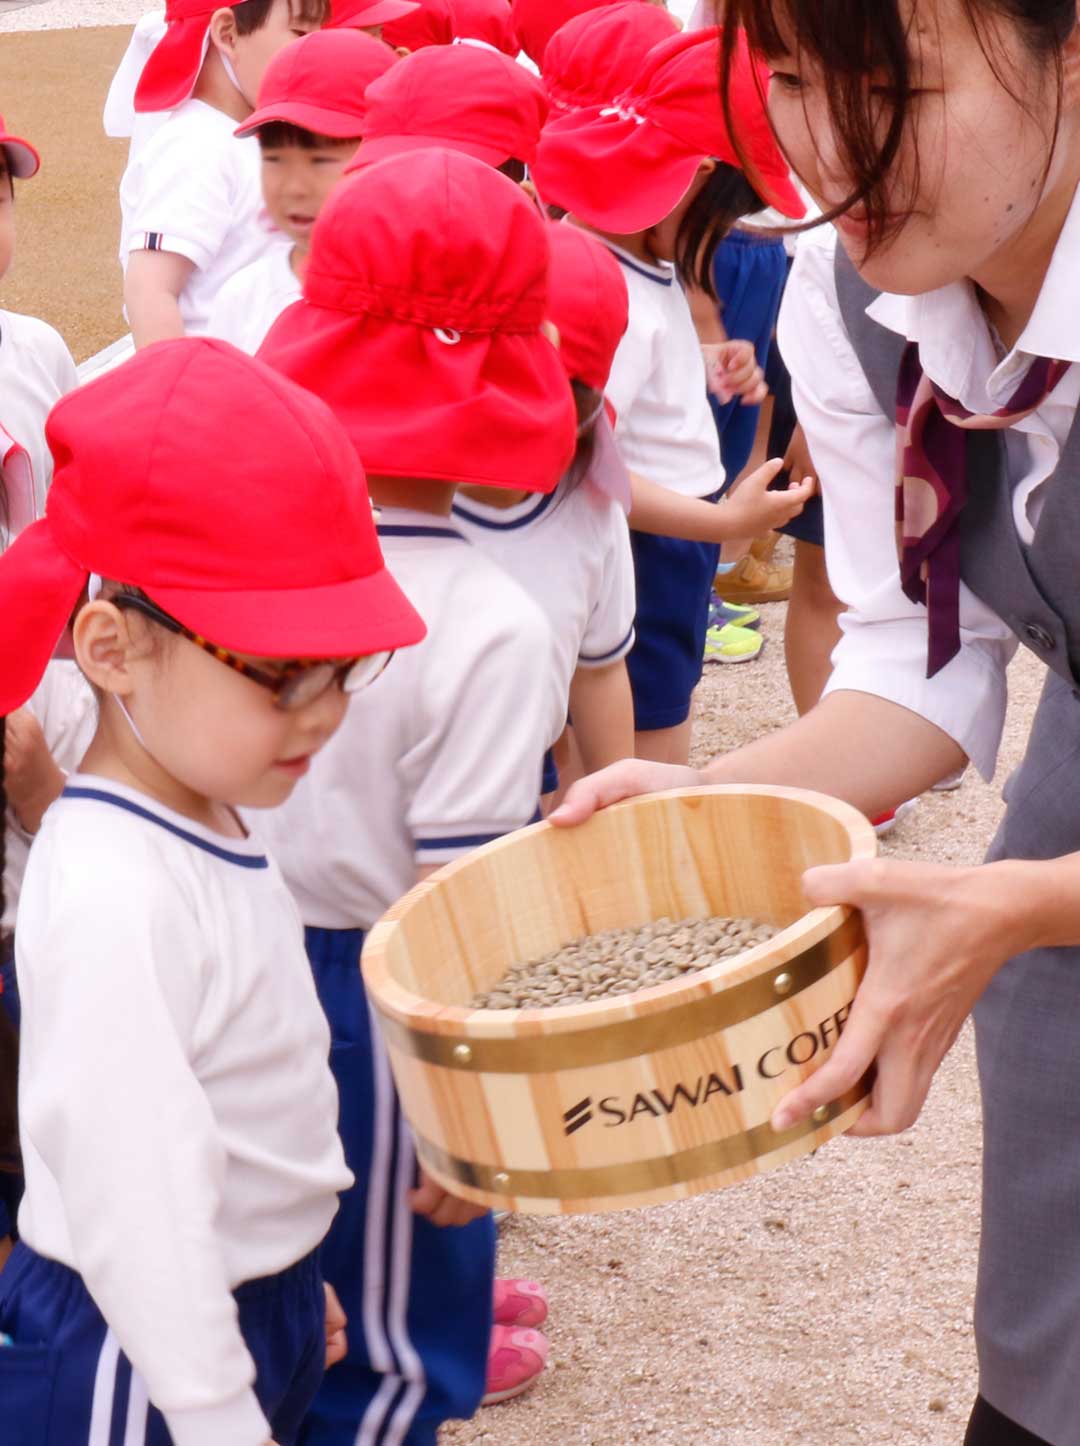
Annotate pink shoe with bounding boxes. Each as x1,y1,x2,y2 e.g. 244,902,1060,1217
492,1277,549,1328
481,1325,549,1406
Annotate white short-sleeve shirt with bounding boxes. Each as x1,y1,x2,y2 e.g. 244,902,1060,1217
0,310,78,529
601,239,724,498
452,475,636,727
251,511,560,930
206,241,301,355
119,99,273,335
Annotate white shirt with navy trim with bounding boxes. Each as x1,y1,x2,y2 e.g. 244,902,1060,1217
452,475,636,727
252,509,559,930
206,240,301,355
601,238,725,498
119,99,273,335
15,776,352,1446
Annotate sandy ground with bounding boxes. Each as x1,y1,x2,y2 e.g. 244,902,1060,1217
0,14,1046,1443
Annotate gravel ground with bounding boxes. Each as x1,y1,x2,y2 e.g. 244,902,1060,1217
447,587,1043,1446
0,9,1044,1439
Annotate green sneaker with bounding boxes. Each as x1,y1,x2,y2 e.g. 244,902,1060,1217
703,621,765,664
708,596,761,631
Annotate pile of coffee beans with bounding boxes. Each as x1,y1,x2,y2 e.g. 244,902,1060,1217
470,915,778,1011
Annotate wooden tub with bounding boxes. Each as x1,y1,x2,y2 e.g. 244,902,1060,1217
362,786,877,1214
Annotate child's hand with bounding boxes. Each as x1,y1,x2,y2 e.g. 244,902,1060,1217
702,340,768,406
324,1283,347,1369
722,458,816,539
4,709,66,835
408,1168,490,1228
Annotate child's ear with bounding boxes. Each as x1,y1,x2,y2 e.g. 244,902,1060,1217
209,5,240,56
73,601,140,698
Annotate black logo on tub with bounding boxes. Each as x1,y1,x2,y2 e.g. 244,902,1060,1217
562,1003,852,1135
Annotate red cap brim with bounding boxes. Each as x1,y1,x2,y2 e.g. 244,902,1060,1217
149,563,427,660
0,518,88,715
236,103,368,140
0,136,39,179
330,0,419,26
133,15,211,114
347,130,513,172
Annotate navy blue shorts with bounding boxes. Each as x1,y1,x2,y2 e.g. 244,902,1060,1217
626,510,721,732
0,1243,326,1445
708,229,788,488
301,926,494,1446
0,938,21,1241
767,337,825,548
541,748,559,796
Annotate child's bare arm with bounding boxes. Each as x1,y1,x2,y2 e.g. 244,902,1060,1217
568,661,634,775
628,462,813,544
125,249,195,348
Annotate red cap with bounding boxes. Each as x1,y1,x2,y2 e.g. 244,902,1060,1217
542,2,677,116
512,0,638,66
449,0,518,55
348,43,547,170
381,0,454,48
533,28,805,231
0,338,426,715
328,0,420,26
546,224,628,391
260,149,576,493
133,0,219,114
235,30,395,139
0,113,39,179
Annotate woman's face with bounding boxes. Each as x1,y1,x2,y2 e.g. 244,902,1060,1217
766,0,1080,295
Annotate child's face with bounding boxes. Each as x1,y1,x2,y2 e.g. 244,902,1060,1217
229,0,321,107
261,139,360,249
0,159,15,282
81,602,352,811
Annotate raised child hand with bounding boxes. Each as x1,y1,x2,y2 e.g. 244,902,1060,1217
4,708,66,835
722,458,816,540
408,1167,490,1228
324,1282,347,1369
702,340,768,406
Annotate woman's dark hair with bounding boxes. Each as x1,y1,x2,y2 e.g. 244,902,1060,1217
673,161,764,298
232,0,328,34
719,0,1075,252
257,120,362,150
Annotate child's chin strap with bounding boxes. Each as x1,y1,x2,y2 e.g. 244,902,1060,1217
88,573,152,752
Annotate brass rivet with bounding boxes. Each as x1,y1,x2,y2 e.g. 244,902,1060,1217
773,972,793,997
492,1172,511,1191
452,1043,473,1065
811,1104,830,1125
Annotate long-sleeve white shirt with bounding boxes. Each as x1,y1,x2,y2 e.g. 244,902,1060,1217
16,777,352,1446
775,204,1080,778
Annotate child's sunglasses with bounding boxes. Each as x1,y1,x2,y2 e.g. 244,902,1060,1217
113,593,393,711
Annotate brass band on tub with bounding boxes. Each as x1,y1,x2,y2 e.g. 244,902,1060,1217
415,1081,871,1200
376,913,862,1075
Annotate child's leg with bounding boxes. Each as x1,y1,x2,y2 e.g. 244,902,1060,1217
627,527,721,768
301,927,495,1446
0,1242,324,1446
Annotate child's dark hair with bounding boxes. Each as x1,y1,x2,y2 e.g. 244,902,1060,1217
233,0,329,33
562,379,605,493
719,0,1074,253
673,161,765,299
257,120,363,150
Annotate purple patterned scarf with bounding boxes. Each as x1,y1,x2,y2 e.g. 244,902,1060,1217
896,344,1070,676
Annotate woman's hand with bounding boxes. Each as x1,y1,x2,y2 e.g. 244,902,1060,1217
323,1283,347,1370
408,1168,490,1228
772,858,1035,1136
549,760,702,827
702,340,768,406
4,709,66,835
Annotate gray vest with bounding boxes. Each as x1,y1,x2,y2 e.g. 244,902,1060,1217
835,246,1080,1444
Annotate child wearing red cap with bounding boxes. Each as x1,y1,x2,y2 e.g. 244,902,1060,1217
449,0,518,55
118,0,327,347
380,0,453,48
255,150,574,1442
453,223,636,790
326,0,419,34
0,337,426,1446
207,29,393,352
533,27,814,763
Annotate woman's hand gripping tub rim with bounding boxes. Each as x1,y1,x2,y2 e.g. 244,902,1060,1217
552,777,1042,1140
